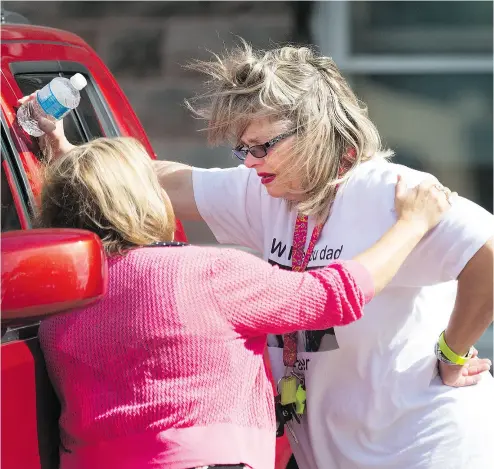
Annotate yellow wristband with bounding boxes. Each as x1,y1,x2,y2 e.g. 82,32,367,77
438,331,471,366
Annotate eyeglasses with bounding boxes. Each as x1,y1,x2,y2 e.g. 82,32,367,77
232,130,296,162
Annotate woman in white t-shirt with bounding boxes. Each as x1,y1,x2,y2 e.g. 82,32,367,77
27,42,494,469
152,42,494,469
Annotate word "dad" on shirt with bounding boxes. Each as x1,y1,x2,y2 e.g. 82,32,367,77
270,238,344,261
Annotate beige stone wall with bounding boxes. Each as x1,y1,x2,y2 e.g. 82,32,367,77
4,1,305,243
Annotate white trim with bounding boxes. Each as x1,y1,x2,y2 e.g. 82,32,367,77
353,28,492,54
337,56,493,74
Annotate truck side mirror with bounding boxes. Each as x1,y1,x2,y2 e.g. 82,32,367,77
1,229,107,326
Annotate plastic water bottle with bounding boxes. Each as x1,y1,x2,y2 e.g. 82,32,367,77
17,73,88,137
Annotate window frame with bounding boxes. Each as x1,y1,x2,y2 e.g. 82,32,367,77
312,2,493,74
1,118,32,230
2,60,123,226
9,60,120,139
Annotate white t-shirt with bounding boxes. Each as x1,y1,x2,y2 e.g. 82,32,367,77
193,158,494,469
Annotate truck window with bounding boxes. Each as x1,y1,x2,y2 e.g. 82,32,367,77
15,73,105,146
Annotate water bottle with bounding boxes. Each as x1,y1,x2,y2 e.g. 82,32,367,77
17,73,88,137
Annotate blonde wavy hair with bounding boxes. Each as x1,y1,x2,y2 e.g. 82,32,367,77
187,40,393,222
36,137,175,254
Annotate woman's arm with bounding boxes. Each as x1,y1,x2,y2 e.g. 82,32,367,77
438,238,493,386
445,238,493,356
17,95,75,159
18,94,202,220
211,249,369,336
153,160,201,220
212,178,451,335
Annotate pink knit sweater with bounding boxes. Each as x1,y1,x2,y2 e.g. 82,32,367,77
39,246,373,469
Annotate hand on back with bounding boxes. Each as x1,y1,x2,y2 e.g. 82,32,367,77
394,175,456,234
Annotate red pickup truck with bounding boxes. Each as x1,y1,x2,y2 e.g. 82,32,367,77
1,18,294,469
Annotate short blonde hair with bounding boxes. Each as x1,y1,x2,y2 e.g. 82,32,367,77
36,137,175,254
187,40,393,222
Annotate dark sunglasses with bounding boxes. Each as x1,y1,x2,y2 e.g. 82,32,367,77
232,130,296,162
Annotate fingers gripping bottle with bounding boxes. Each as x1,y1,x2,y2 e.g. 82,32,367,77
17,73,87,137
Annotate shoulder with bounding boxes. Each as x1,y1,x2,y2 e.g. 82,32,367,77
210,247,267,269
125,245,262,267
193,164,252,178
348,157,433,191
346,158,493,223
340,157,436,212
111,246,217,272
192,165,281,206
192,165,259,192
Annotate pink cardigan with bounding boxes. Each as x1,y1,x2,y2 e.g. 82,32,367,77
39,246,373,469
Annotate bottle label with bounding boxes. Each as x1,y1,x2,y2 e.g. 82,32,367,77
37,83,70,120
